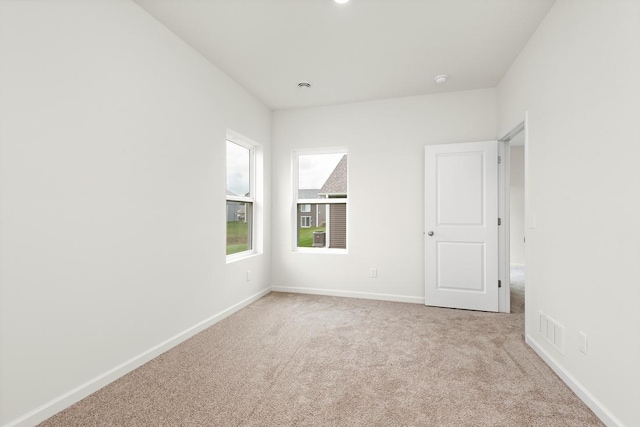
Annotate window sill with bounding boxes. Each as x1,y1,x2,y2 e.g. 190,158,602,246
293,248,348,255
226,251,260,264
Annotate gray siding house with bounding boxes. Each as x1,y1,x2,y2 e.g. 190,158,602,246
319,155,348,249
297,155,347,248
296,189,326,229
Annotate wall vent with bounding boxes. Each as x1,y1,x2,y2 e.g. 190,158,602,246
539,311,565,355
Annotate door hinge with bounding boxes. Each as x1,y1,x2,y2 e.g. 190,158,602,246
498,280,502,288
498,218,502,226
498,155,502,164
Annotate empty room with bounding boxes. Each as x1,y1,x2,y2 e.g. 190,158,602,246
1,0,638,426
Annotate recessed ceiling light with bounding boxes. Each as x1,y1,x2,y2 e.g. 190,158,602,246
434,74,448,84
298,81,311,89
334,0,349,4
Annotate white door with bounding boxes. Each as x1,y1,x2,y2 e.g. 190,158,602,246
425,141,499,312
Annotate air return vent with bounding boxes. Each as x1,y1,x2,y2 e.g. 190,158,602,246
539,312,565,355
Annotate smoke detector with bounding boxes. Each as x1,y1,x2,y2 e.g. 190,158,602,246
298,81,311,89
434,75,448,84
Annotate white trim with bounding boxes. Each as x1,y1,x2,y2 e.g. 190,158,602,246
226,248,258,263
498,140,510,313
4,288,271,427
499,121,525,143
271,286,423,304
526,335,624,427
227,195,253,203
325,203,331,248
300,216,311,228
297,198,348,205
317,192,348,198
226,129,259,150
522,112,530,338
315,204,321,227
292,146,349,157
293,247,348,255
226,132,259,261
498,118,527,315
292,148,349,252
510,263,525,268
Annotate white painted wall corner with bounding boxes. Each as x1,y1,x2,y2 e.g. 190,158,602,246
526,335,624,427
4,288,271,427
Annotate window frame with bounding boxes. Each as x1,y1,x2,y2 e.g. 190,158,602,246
292,148,349,254
226,133,258,262
300,216,312,228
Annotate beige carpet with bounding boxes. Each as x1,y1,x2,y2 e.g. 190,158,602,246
510,265,525,314
41,292,602,426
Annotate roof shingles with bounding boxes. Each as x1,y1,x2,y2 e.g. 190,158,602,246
319,155,348,196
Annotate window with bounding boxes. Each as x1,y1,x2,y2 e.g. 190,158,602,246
294,150,348,251
226,137,255,257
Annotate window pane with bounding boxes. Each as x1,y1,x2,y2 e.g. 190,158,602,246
298,154,347,199
227,201,252,254
296,203,346,249
226,141,251,197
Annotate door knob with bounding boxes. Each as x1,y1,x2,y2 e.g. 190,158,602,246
427,231,434,236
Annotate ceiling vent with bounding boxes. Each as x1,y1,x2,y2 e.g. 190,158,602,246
434,75,448,84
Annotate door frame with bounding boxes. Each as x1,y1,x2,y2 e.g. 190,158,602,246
498,113,528,315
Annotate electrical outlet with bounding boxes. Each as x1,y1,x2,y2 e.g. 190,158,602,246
246,270,251,282
579,331,588,355
370,268,377,278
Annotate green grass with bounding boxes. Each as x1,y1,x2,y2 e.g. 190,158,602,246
298,226,326,247
227,221,250,255
227,221,326,252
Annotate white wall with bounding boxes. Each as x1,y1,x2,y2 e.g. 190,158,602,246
509,146,525,266
3,1,637,426
272,89,496,301
0,1,271,425
497,1,640,425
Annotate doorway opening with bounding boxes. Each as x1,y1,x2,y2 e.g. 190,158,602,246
508,135,525,314
499,119,527,316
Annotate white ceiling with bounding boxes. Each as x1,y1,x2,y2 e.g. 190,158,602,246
134,0,556,110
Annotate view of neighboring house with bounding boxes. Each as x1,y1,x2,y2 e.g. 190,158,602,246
320,155,348,249
297,155,348,249
318,155,348,199
226,190,247,222
297,189,326,229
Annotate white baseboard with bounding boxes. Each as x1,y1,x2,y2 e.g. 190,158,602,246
526,334,624,427
271,286,424,305
5,287,271,427
15,289,622,427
